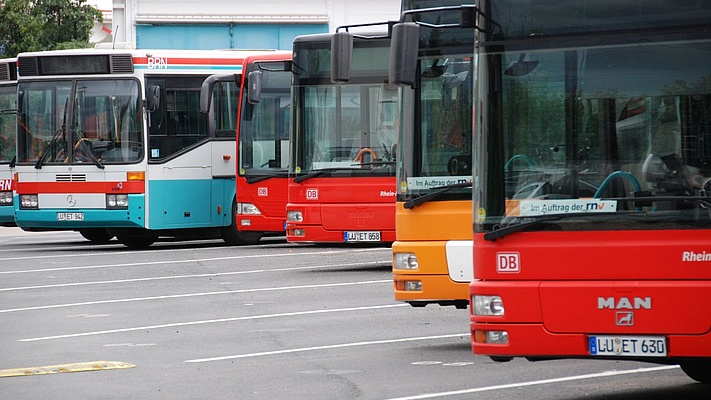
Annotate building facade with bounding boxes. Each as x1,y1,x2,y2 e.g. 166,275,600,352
90,0,401,50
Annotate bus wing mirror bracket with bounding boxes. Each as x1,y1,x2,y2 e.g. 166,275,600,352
146,85,161,112
199,74,237,113
389,22,420,87
331,31,353,83
248,70,263,104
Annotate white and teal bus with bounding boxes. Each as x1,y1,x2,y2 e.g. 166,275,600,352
14,49,280,247
0,58,17,226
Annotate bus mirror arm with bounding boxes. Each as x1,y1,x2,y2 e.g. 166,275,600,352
199,74,236,113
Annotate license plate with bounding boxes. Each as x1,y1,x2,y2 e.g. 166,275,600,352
344,231,381,242
57,212,84,221
589,335,667,357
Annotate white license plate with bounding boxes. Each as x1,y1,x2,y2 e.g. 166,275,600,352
589,335,667,357
344,231,381,242
57,212,84,221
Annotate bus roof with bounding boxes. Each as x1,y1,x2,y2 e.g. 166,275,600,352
15,49,291,77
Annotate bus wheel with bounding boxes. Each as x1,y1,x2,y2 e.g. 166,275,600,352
78,228,114,244
116,233,158,249
221,200,263,245
680,360,711,384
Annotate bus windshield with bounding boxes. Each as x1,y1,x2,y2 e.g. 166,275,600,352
476,5,711,233
292,37,398,176
0,85,16,163
398,54,473,203
239,65,291,174
17,79,142,165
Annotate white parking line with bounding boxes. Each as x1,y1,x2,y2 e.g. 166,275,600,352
383,365,681,400
0,247,390,274
1,280,391,313
0,261,391,292
185,333,468,363
19,304,408,342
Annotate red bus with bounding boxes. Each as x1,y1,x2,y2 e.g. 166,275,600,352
392,0,711,384
287,32,397,244
201,52,292,243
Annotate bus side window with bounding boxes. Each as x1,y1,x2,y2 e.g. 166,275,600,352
148,77,209,161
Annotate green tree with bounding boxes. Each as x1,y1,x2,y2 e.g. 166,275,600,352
0,0,102,58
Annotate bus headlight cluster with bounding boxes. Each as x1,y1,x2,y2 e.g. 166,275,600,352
286,210,303,222
393,253,419,270
106,194,128,209
473,295,505,316
0,191,12,205
20,194,38,209
238,203,261,215
473,330,509,344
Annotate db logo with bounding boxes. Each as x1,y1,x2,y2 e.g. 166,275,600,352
258,187,268,197
306,188,318,200
497,252,520,273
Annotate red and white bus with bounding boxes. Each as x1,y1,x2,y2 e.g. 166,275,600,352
0,58,17,226
201,52,292,242
286,32,398,244
392,0,711,384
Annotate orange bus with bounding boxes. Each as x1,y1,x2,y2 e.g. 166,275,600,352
389,0,475,309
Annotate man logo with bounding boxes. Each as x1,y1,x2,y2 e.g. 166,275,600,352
616,311,634,326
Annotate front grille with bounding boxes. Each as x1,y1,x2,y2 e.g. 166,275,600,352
55,174,87,182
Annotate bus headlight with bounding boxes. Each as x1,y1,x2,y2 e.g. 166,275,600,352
238,203,261,215
393,253,418,270
473,295,505,316
20,194,38,209
474,330,509,344
287,210,303,222
0,191,12,205
106,194,128,209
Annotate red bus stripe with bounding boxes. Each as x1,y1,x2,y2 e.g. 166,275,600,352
16,181,145,194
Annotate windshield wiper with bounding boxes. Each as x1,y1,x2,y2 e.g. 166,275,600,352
293,167,362,183
404,181,472,209
72,130,104,170
35,127,65,169
484,215,563,241
35,98,68,169
245,169,289,184
483,211,620,241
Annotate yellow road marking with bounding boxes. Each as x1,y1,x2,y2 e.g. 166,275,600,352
0,361,134,378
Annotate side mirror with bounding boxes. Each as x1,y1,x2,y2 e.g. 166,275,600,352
389,22,420,87
331,31,353,83
146,85,161,112
248,70,263,104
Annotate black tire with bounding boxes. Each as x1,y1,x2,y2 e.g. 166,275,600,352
221,200,262,245
680,360,711,384
78,228,114,244
111,229,158,249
